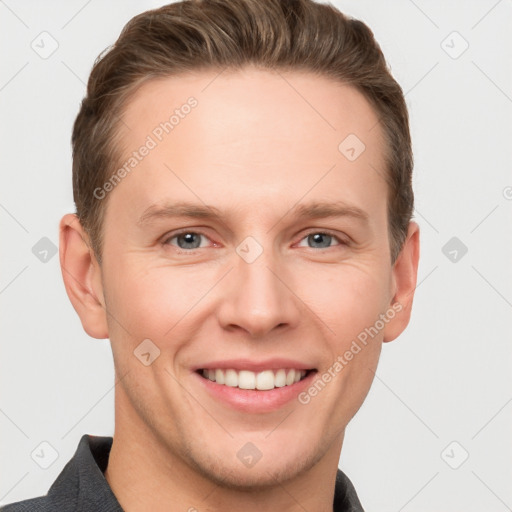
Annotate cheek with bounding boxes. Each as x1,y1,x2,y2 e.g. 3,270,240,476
108,262,208,333
102,263,211,388
296,262,391,342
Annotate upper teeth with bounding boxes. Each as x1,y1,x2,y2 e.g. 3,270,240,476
201,368,307,390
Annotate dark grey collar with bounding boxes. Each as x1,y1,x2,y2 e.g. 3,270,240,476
46,435,123,511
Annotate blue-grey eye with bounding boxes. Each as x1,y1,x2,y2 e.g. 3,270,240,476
173,232,204,250
307,233,334,249
296,231,343,249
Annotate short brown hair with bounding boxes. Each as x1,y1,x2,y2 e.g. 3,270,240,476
72,0,413,264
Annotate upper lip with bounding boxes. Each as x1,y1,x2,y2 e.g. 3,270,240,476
193,358,316,373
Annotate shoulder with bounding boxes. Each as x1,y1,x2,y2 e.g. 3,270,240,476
1,434,115,512
333,468,365,511
1,489,80,512
1,496,54,512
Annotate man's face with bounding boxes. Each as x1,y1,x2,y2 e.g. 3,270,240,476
97,68,402,486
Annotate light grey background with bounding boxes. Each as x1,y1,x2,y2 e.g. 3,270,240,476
1,1,511,510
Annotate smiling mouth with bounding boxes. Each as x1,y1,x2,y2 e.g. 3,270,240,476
197,368,315,391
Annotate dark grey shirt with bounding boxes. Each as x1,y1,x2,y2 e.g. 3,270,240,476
1,435,364,511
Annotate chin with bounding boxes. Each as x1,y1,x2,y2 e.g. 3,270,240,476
184,441,324,491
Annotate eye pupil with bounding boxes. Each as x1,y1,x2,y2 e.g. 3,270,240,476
309,233,332,248
177,232,201,249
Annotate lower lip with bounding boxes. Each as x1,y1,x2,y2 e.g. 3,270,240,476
193,370,317,413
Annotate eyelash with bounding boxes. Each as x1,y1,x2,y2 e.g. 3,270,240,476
162,229,349,252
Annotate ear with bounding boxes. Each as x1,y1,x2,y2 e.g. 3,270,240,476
59,213,109,339
382,221,420,343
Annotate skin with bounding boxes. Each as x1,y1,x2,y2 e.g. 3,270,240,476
60,67,420,512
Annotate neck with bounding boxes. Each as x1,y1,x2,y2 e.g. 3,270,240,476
104,387,344,512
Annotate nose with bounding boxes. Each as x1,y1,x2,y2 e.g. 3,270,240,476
215,245,300,339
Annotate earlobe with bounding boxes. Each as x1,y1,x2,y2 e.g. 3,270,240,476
382,221,420,343
59,213,109,339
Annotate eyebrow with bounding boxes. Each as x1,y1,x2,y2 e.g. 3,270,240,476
137,200,370,226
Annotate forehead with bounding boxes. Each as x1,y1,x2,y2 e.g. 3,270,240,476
121,67,383,151
109,68,388,226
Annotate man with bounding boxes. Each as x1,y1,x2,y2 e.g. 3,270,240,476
2,0,419,510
